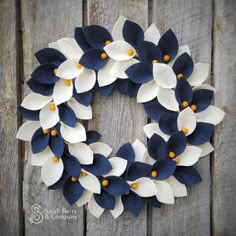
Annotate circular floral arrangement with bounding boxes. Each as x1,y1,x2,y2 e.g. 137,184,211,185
17,16,225,218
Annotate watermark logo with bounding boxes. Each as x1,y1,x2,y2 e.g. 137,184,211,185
28,204,44,224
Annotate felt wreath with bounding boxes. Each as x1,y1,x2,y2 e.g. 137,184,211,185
17,16,225,218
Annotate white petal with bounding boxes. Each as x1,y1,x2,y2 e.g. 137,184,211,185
168,45,191,67
97,59,117,87
166,176,187,197
143,123,170,141
144,23,160,44
60,122,86,143
143,150,156,165
88,194,104,218
157,87,179,111
79,170,101,194
68,143,93,165
110,196,124,219
132,139,146,162
39,103,60,129
21,93,52,111
197,142,214,157
57,37,83,59
89,142,112,157
177,107,197,135
104,41,136,61
48,41,60,50
153,64,176,89
193,84,216,92
195,105,225,125
137,80,159,103
41,158,64,186
76,190,92,207
110,58,139,79
154,180,174,204
129,178,157,197
177,146,201,166
75,68,96,93
56,59,83,79
67,98,92,120
188,63,210,86
103,157,127,177
31,146,54,166
112,16,126,41
16,121,41,141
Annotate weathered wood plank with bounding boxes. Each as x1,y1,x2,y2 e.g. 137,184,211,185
151,1,212,235
0,0,21,235
21,1,84,235
86,0,148,235
212,0,236,235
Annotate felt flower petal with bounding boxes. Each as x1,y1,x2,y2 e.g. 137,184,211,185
27,79,54,96
74,27,91,52
177,146,201,166
104,41,136,61
68,142,93,165
31,146,54,166
193,84,216,92
58,103,76,127
48,171,69,190
21,93,52,111
129,177,157,197
157,87,179,111
73,90,93,106
195,105,225,125
88,194,104,218
49,133,64,158
159,112,178,135
144,23,160,44
198,142,214,157
112,16,126,41
41,157,64,186
152,159,176,180
177,107,197,136
60,122,86,143
62,154,81,178
146,196,161,208
16,121,41,141
48,41,60,50
148,134,167,160
75,68,96,93
127,162,152,181
175,79,193,106
67,98,92,120
166,176,187,197
96,82,114,96
143,150,156,165
85,130,101,145
116,143,135,164
110,196,124,219
79,170,101,194
168,45,190,67
132,139,146,162
103,157,127,177
143,123,170,141
153,63,176,89
39,103,60,129
192,89,214,112
31,128,49,154
137,80,159,103
89,142,112,157
57,38,83,59
167,131,187,156
76,190,92,207
18,106,39,121
154,180,174,204
94,190,115,210
188,63,210,86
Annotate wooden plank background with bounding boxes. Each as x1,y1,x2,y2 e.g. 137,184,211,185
0,0,235,235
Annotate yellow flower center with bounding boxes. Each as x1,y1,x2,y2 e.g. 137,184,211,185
151,170,158,177
52,156,59,162
169,151,176,159
105,40,111,45
177,73,184,79
152,59,158,64
101,179,109,187
182,127,188,134
131,183,138,190
49,103,56,111
191,104,197,111
64,79,71,86
71,177,77,182
163,54,170,62
127,49,134,56
80,171,87,177
51,130,57,136
101,52,108,60
182,101,189,108
43,129,49,134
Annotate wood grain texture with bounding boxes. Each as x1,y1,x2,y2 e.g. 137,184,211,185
212,0,236,235
151,1,212,235
85,1,149,235
0,0,21,235
21,1,84,235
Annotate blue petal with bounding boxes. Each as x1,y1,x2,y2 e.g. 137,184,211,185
159,112,178,135
146,196,161,208
126,62,153,84
35,48,66,66
48,171,69,190
188,122,214,145
127,162,152,181
85,130,101,145
158,29,179,61
174,166,202,186
192,89,214,112
172,53,194,80
82,154,112,176
175,79,193,106
58,103,77,127
94,190,115,210
138,41,163,64
116,143,135,165
122,191,142,216
148,134,167,160
123,20,144,49
115,79,129,94
31,64,60,84
83,25,113,49
63,179,84,205
49,132,64,158
127,81,141,98
27,79,54,96
73,89,93,106
143,99,169,121
18,106,39,121
74,27,91,51
31,128,49,153
96,82,114,96
167,131,187,156
152,159,176,180
62,154,81,178
102,176,130,196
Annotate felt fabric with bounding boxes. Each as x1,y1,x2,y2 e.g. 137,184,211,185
73,89,93,106
18,106,39,121
58,103,77,127
115,79,129,95
74,27,91,52
112,16,126,41
48,171,69,190
154,180,174,204
168,45,190,67
192,89,214,112
49,132,64,158
146,196,161,208
116,143,135,165
143,123,170,141
167,131,187,156
31,128,50,154
137,80,158,103
144,23,160,45
89,142,112,157
110,196,124,219
96,82,114,96
152,159,176,180
122,191,142,216
88,194,104,218
127,162,152,181
62,154,81,178
198,142,214,157
17,121,41,142
166,176,187,197
176,146,201,166
193,84,216,93
175,79,193,106
132,139,146,163
76,190,92,207
85,130,101,145
27,79,54,96
159,112,178,135
31,146,54,166
127,80,141,98
103,157,127,177
94,190,115,210
148,134,167,160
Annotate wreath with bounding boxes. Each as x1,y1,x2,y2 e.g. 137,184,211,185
17,16,225,218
